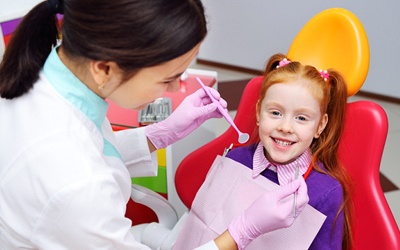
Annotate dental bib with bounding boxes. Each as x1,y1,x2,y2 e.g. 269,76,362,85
173,156,326,250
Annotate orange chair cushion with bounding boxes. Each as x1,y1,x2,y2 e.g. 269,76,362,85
287,8,369,96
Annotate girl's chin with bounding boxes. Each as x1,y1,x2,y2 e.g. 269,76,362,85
277,160,295,165
268,155,296,165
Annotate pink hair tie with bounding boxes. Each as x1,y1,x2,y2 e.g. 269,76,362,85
319,69,329,81
276,58,291,68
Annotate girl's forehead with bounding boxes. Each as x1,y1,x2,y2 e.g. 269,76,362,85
269,79,323,100
264,82,322,111
267,80,313,94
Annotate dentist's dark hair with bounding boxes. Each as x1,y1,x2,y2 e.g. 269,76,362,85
0,0,207,99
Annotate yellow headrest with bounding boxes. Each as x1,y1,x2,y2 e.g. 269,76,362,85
287,8,369,96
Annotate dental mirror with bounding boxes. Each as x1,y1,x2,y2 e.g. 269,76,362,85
196,77,250,144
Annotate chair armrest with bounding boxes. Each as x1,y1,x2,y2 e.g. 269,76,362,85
160,212,189,250
131,184,178,229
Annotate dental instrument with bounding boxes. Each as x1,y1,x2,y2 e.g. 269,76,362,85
293,164,300,217
196,77,249,144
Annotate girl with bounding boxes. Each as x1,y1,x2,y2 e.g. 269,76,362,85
227,53,353,249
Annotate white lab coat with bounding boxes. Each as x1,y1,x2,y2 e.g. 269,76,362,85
0,49,218,250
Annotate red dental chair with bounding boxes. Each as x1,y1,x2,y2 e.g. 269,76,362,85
175,8,400,250
130,8,400,249
176,76,399,249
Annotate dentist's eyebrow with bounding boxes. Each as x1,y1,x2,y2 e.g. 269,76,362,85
164,72,184,81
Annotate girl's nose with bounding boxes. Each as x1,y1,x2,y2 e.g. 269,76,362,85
277,117,294,133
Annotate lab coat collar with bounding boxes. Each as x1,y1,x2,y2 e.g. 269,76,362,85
43,47,108,130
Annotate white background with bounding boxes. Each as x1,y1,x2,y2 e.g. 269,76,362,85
198,0,400,99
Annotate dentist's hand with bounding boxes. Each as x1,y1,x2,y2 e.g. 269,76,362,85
145,87,227,149
228,177,309,249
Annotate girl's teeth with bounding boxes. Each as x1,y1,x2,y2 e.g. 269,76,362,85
275,139,292,146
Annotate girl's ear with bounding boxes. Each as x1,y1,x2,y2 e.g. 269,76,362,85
315,113,328,138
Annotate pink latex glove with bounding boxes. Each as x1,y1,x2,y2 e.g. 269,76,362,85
228,177,309,249
145,87,227,149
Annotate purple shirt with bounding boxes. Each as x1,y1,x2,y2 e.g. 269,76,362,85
226,144,344,250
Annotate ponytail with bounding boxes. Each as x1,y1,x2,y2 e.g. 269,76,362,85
0,1,60,99
312,69,354,250
263,53,286,75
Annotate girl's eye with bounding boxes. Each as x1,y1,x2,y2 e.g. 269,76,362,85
296,116,307,121
271,110,281,116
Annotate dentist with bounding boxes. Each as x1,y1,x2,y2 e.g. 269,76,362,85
0,0,308,249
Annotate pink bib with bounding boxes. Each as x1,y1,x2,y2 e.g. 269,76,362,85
173,156,326,250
